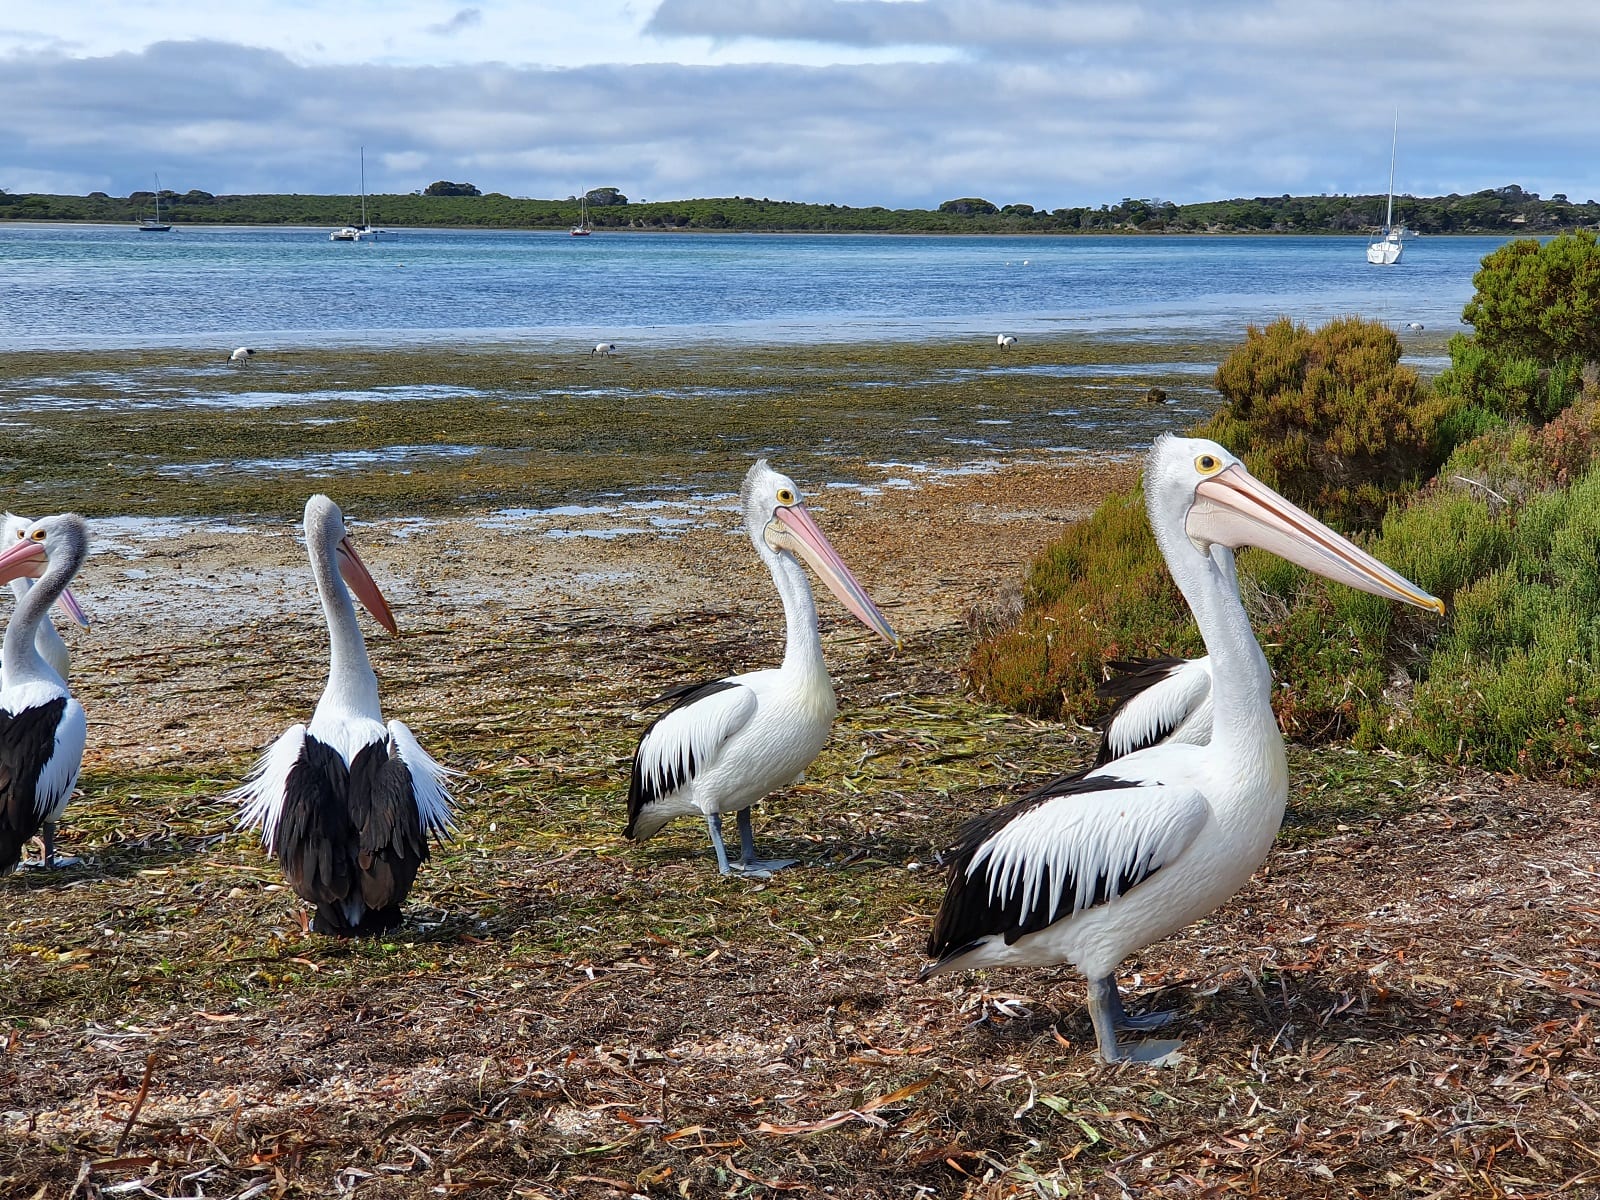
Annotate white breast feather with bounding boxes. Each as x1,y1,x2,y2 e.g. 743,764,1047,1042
1106,658,1213,757
387,719,457,838
969,777,1211,923
230,723,308,853
636,683,759,803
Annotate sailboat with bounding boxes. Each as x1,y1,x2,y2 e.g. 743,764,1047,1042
139,172,172,232
570,192,592,237
331,148,382,242
1366,115,1407,266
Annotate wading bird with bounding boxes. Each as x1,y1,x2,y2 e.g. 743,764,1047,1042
923,435,1443,1062
233,495,454,935
996,334,1017,348
229,346,257,366
592,342,617,356
0,515,90,873
625,460,899,876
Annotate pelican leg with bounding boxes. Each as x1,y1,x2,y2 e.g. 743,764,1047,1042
733,808,798,878
39,823,81,869
1097,975,1180,1031
705,814,734,875
1086,976,1184,1064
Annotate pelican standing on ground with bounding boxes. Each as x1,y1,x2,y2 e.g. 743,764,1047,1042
4,513,76,688
923,436,1443,1062
625,460,899,876
0,515,90,873
233,495,454,935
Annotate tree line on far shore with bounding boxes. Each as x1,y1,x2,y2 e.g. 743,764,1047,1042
2,182,1597,235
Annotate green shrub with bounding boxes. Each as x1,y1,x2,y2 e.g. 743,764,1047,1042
1461,231,1600,363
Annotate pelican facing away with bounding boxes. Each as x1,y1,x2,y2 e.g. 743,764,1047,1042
234,495,454,935
626,460,899,876
923,436,1443,1062
0,515,91,873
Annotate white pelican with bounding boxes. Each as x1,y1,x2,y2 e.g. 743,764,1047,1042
233,495,454,935
0,515,90,873
996,334,1017,348
3,513,77,686
592,342,617,356
923,435,1443,1062
625,460,899,876
229,347,257,366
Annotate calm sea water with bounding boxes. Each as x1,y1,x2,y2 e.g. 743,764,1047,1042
0,223,1514,352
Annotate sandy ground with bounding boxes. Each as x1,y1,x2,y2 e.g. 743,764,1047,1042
65,457,1135,766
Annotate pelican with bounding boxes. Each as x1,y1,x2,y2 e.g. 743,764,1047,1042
3,513,77,685
923,435,1443,1062
592,342,617,356
996,334,1017,348
229,346,257,365
0,515,90,874
233,495,454,935
625,460,899,876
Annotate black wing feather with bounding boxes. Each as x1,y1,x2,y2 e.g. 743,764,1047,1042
0,697,68,874
925,771,1151,969
625,678,740,836
275,734,429,936
1093,656,1192,766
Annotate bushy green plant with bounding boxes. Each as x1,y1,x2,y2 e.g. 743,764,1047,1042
1199,316,1456,530
1461,231,1600,363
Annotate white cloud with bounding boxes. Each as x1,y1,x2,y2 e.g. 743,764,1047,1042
0,3,1596,207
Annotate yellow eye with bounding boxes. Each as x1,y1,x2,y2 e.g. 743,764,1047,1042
776,488,795,505
13,529,23,540
1195,454,1223,475
29,529,45,542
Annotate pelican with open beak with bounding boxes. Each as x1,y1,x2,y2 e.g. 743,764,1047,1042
924,435,1443,1063
626,459,898,876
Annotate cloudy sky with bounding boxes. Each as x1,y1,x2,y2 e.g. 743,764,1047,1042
2,1,1596,208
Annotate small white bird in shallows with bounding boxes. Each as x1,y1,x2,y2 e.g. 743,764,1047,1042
1405,322,1425,332
592,342,617,356
229,347,257,366
996,334,1017,348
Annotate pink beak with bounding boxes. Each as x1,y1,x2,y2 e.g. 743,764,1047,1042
336,537,398,634
771,503,899,646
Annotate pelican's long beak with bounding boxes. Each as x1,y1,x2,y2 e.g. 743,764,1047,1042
1190,464,1444,614
0,537,47,585
769,504,900,647
57,588,89,629
335,536,399,634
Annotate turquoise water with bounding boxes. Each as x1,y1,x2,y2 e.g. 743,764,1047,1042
0,223,1512,351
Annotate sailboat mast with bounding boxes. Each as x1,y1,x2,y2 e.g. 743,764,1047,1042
359,147,368,228
154,172,161,223
1384,114,1397,230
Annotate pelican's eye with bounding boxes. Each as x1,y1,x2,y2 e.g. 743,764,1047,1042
776,488,796,505
13,529,23,540
1195,454,1223,476
29,529,45,542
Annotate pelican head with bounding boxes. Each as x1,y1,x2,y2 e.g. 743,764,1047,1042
304,494,397,634
1145,435,1444,614
0,514,91,626
2,513,89,627
740,460,898,647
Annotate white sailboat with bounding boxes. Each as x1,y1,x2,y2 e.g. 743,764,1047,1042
570,192,592,236
1366,116,1406,266
331,148,382,242
138,172,172,232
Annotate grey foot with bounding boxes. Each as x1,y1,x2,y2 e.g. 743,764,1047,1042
732,857,799,880
1111,1037,1185,1065
1116,1007,1179,1032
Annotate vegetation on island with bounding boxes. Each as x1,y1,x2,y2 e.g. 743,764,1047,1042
2,181,1597,234
969,231,1600,782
